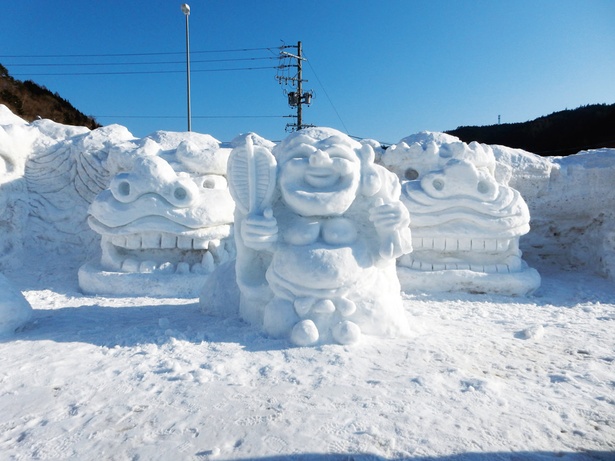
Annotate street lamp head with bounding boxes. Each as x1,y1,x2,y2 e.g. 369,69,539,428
181,3,190,15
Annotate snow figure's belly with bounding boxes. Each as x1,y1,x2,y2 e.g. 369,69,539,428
268,243,371,298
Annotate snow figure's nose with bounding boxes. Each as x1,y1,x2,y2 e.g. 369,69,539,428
309,149,333,167
110,156,199,207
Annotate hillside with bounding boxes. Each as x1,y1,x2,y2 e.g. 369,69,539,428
447,103,615,156
0,63,100,130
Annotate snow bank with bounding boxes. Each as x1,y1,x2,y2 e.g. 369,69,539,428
493,145,615,280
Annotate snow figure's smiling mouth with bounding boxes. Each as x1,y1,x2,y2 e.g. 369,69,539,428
304,168,341,189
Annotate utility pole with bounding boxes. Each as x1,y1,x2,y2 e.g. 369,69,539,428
181,4,192,132
277,41,313,131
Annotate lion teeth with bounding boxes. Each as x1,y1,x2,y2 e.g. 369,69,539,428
176,262,190,274
413,237,513,253
160,234,177,249
141,233,161,248
108,233,217,251
192,238,209,250
201,252,215,273
112,235,127,247
121,258,140,272
125,235,142,250
158,262,175,273
139,260,157,273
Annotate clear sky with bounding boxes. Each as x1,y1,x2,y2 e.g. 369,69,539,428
1,0,614,143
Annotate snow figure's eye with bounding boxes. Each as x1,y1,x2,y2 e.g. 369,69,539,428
174,186,188,201
118,180,131,196
432,178,444,191
405,168,419,180
200,175,227,189
477,180,490,194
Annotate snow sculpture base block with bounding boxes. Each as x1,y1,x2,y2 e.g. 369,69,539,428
228,129,412,346
398,264,541,296
78,262,207,298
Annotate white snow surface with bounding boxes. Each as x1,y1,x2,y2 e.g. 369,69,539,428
0,108,614,460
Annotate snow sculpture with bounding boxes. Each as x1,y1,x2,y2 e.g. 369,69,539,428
228,128,412,346
79,133,235,297
382,132,540,296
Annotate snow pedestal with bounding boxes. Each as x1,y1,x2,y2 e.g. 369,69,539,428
382,132,540,296
222,128,412,346
0,273,32,336
79,132,235,297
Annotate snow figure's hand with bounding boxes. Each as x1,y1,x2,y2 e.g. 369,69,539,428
369,198,412,260
240,208,278,251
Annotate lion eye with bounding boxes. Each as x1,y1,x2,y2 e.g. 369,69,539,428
404,168,419,180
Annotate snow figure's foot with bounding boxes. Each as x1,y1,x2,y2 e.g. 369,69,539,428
264,298,299,339
335,297,356,317
332,320,361,345
291,319,319,346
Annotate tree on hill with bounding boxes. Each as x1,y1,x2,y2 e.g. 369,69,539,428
0,64,100,130
446,103,615,156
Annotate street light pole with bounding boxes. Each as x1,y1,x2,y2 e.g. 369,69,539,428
181,3,192,132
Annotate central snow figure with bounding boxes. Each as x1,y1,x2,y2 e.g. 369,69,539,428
229,128,412,346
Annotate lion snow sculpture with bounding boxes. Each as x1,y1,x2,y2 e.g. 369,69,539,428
79,132,235,297
382,132,540,296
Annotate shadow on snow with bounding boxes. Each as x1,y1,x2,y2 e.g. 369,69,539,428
207,451,615,461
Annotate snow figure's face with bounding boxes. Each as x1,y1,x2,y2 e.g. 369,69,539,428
87,154,235,277
278,137,361,217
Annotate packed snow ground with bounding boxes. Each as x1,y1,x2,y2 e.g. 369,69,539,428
2,249,614,460
0,106,614,460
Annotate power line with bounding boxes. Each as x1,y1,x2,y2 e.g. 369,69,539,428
10,66,279,76
305,57,349,135
94,115,287,119
4,56,279,67
0,47,280,59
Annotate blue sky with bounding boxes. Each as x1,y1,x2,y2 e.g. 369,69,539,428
2,0,614,143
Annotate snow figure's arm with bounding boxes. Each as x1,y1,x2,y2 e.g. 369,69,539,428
228,135,278,252
240,207,278,251
356,144,412,260
368,165,413,260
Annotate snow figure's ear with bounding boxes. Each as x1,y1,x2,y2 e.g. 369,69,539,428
358,143,381,197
